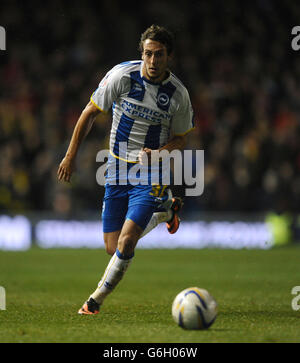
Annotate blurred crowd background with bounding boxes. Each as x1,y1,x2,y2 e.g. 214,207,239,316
0,0,299,218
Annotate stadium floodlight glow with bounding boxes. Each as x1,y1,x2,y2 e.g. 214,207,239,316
0,215,31,250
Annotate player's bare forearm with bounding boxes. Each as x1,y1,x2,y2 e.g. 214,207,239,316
57,101,100,182
159,135,186,152
139,135,186,164
65,101,100,159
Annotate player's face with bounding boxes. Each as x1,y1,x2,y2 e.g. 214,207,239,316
142,39,170,83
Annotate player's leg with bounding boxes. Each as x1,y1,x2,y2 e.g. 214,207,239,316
79,207,150,314
77,186,129,315
90,204,153,304
78,185,182,315
103,231,120,256
139,187,184,238
139,197,183,237
140,210,171,237
78,182,150,315
116,218,143,255
102,188,182,251
139,187,172,237
101,185,128,255
84,198,178,313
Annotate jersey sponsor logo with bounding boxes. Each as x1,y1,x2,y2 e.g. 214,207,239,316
121,100,171,124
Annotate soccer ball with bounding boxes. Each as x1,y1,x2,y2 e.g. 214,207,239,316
172,287,217,330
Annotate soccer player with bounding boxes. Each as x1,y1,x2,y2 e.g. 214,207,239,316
57,25,194,315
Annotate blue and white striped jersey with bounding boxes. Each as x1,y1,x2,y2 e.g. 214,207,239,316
91,60,194,162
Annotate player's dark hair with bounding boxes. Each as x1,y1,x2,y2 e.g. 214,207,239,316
139,25,174,55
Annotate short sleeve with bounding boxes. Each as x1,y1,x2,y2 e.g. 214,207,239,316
90,66,124,113
171,88,195,136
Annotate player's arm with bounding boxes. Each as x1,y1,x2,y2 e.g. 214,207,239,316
139,135,187,164
57,101,100,182
139,89,194,164
159,134,186,152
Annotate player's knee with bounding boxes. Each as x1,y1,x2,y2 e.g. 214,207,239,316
105,244,116,256
117,234,136,255
103,234,118,256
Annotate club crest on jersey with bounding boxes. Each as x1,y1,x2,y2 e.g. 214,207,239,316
157,93,170,107
156,82,176,111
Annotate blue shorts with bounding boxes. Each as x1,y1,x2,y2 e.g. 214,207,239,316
101,154,171,232
102,184,169,233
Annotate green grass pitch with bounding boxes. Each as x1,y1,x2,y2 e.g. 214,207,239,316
0,246,299,343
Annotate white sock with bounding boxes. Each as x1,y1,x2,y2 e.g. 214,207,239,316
140,209,173,238
90,249,133,305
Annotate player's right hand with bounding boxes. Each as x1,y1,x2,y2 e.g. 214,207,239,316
57,156,75,183
138,148,159,165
